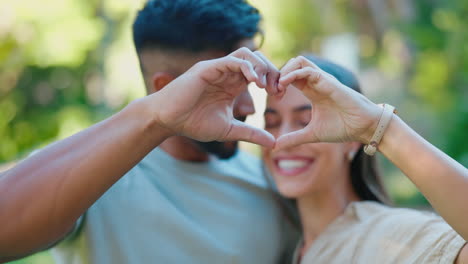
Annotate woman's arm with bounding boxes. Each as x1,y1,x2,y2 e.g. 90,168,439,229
379,114,468,240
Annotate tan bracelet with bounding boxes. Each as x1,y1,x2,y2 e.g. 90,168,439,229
364,104,396,156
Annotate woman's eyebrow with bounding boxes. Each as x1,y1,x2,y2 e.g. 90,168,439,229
293,105,312,112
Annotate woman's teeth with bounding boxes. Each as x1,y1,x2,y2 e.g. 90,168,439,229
278,159,309,170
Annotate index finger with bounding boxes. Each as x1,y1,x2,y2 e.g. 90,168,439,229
254,51,281,95
279,56,318,91
280,56,319,77
230,47,269,88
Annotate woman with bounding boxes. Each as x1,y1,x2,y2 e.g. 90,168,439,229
262,55,468,263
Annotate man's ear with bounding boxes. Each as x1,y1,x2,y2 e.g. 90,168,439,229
150,72,175,94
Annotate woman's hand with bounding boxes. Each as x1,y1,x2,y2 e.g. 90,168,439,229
275,56,382,149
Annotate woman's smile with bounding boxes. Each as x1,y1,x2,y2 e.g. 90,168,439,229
274,156,315,176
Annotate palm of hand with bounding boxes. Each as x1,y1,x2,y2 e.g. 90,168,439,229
276,63,380,148
156,63,251,142
303,77,374,143
180,82,244,142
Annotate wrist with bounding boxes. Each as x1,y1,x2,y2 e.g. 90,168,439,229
363,104,396,155
127,96,175,142
361,103,384,144
378,114,404,155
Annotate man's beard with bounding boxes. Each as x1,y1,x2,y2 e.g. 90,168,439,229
193,141,239,159
193,115,246,159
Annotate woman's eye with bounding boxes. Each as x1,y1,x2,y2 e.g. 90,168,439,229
265,121,280,129
298,112,311,127
264,114,280,129
300,122,309,127
299,121,309,128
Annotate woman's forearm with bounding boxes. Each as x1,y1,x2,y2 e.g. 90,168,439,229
0,97,172,258
379,115,468,239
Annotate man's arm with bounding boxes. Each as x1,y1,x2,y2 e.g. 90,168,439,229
0,99,172,259
0,48,279,260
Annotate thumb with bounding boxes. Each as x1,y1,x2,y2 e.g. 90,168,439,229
225,119,275,148
275,127,318,151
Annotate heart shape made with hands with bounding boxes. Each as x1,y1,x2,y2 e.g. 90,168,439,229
219,53,380,151
155,48,381,151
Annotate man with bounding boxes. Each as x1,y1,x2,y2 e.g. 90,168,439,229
0,0,297,263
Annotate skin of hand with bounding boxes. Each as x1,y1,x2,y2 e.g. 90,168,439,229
275,56,381,149
150,47,280,148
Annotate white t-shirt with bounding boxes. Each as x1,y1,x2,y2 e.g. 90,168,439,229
294,201,466,264
52,147,297,264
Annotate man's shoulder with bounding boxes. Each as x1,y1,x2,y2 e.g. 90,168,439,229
120,148,266,188
215,150,269,187
232,150,261,165
227,150,262,173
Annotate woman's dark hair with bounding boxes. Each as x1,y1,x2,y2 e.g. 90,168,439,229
304,54,391,205
132,0,261,54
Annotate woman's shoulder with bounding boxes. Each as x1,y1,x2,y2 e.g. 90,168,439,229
347,200,440,225
300,201,465,264
338,201,460,246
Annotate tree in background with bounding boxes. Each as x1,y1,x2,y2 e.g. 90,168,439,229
0,0,145,165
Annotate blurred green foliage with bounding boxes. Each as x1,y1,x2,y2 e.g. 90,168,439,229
0,0,145,163
2,0,467,263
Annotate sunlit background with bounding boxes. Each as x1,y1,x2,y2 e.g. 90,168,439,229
1,0,468,263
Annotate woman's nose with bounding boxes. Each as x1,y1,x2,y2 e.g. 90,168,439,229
277,122,296,137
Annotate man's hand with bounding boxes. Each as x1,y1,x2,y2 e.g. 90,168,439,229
150,48,280,148
275,56,381,149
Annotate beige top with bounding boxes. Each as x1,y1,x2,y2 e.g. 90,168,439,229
293,201,466,264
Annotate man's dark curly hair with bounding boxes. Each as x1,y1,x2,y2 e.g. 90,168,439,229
133,0,261,54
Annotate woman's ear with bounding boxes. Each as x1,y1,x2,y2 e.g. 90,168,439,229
345,142,362,161
150,72,175,94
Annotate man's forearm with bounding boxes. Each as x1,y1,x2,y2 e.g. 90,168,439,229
0,97,172,258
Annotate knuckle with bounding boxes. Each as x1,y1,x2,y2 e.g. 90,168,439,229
297,56,308,64
312,71,322,83
193,60,209,71
244,60,254,68
237,47,250,54
255,62,268,73
254,50,265,58
226,56,240,65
